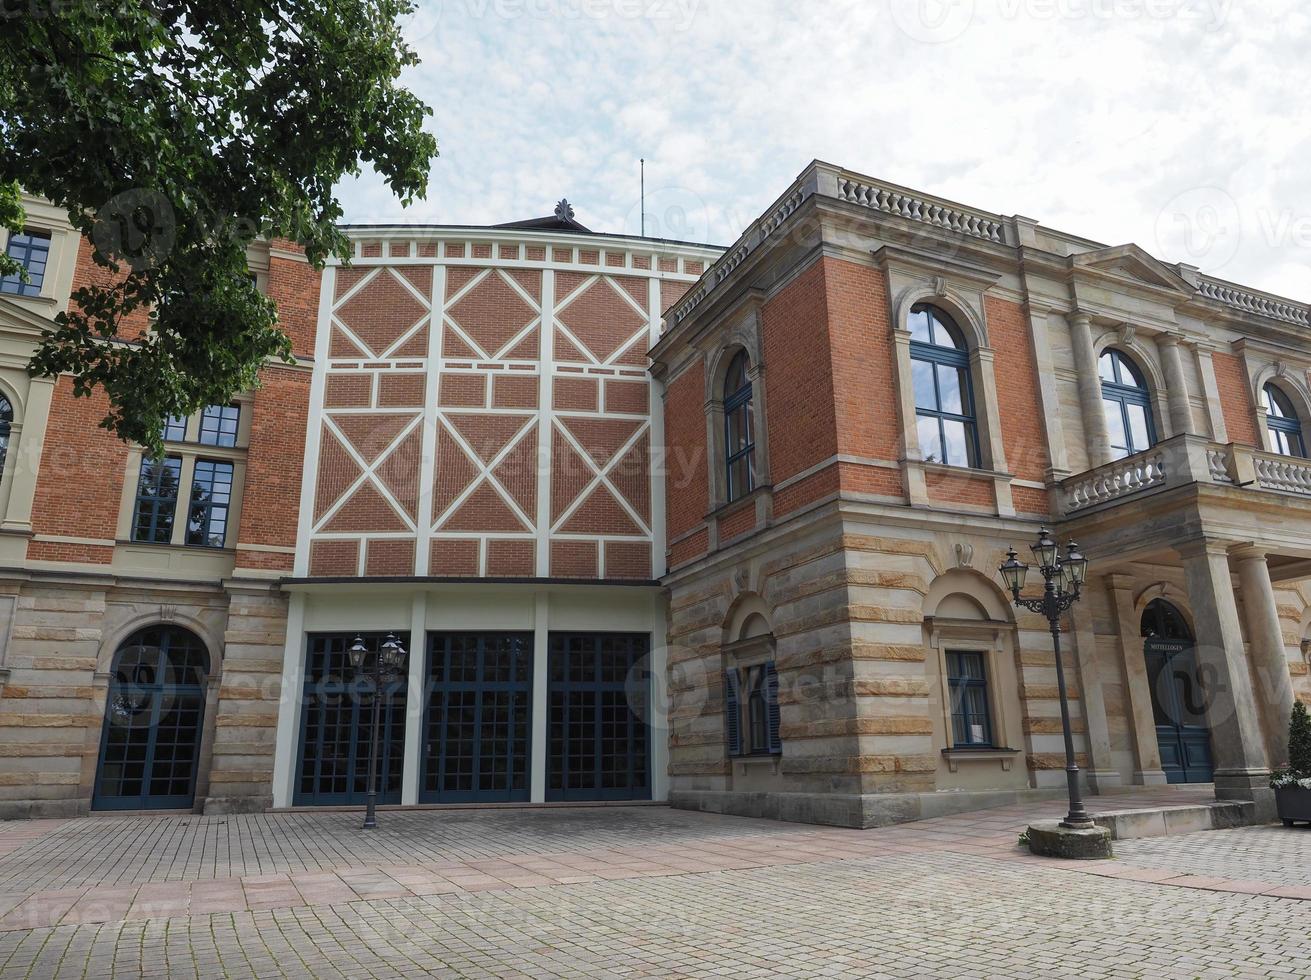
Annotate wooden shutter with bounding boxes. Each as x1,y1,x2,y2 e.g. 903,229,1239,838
764,661,782,755
723,668,742,757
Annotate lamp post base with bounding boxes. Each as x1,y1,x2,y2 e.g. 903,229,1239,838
1026,820,1113,860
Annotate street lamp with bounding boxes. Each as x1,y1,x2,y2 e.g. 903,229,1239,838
999,529,1092,830
348,633,407,830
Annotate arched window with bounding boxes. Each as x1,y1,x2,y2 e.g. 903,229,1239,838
1099,349,1156,459
1263,384,1306,458
909,304,978,468
723,351,755,502
0,396,11,479
94,625,210,810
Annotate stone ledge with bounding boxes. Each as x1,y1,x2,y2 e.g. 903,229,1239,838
1091,800,1256,840
671,786,1068,829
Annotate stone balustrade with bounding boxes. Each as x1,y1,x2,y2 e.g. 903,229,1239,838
1061,436,1311,515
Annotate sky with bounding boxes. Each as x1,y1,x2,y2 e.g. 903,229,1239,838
337,0,1311,301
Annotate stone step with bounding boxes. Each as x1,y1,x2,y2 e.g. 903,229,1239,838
1090,800,1255,840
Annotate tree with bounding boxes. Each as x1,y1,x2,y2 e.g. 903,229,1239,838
0,0,437,453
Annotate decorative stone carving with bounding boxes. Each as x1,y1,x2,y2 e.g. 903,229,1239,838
954,543,974,569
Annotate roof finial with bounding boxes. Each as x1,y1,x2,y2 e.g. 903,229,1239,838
554,199,575,222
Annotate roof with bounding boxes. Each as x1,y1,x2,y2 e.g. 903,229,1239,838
494,199,593,234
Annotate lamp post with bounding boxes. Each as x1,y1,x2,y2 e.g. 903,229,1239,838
999,528,1092,830
348,633,407,831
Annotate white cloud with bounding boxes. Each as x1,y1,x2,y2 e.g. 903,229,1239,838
339,0,1311,299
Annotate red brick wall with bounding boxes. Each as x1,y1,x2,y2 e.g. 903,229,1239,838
28,379,131,561
267,245,322,359
1212,350,1262,447
986,296,1051,482
824,260,900,466
761,258,837,484
925,469,995,508
663,366,708,544
234,365,311,573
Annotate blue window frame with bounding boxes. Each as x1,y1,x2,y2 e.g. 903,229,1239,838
1099,349,1156,459
726,661,781,757
132,456,182,543
198,404,240,447
186,459,233,548
0,230,51,297
295,633,409,806
0,396,12,480
947,651,993,747
162,414,188,442
546,632,651,801
909,304,979,468
421,632,533,803
93,625,210,811
723,351,756,502
1264,384,1306,458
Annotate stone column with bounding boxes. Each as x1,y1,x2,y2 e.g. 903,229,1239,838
1069,312,1110,468
1179,540,1273,811
1156,334,1196,437
1107,574,1166,784
891,325,928,505
1069,599,1120,791
1232,546,1297,767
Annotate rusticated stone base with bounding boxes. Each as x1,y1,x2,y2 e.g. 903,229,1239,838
1026,820,1113,859
203,794,273,815
672,786,1070,829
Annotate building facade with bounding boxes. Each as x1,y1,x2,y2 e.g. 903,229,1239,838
1,165,1309,826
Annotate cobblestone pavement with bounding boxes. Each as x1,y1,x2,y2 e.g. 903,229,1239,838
1115,825,1311,887
0,791,1307,978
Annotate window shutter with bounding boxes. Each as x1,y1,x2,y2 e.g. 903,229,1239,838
764,661,782,755
723,669,741,757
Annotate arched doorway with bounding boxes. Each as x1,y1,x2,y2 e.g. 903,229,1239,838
94,626,211,810
1141,599,1213,783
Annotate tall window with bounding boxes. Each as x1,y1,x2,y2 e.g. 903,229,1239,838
724,662,781,756
0,230,51,297
1263,384,1306,458
198,404,240,447
0,395,12,480
723,351,756,502
1099,349,1156,459
909,304,978,468
132,457,182,543
946,651,992,747
186,460,234,547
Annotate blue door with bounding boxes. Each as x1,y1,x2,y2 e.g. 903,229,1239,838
94,626,210,811
547,632,651,802
294,633,408,806
1142,600,1213,783
421,632,532,803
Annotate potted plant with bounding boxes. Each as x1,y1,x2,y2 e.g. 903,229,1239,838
1273,700,1311,827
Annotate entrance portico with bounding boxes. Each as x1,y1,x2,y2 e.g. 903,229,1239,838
1059,432,1311,816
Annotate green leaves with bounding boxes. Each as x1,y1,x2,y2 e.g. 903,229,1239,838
0,0,437,452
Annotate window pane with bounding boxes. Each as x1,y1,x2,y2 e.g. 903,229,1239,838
162,415,187,442
0,231,52,297
911,359,937,411
917,416,943,464
1098,351,1116,382
937,364,965,415
907,308,932,343
133,457,182,543
1103,399,1128,457
198,405,240,447
1125,403,1151,453
941,419,971,468
726,403,753,454
187,460,234,548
